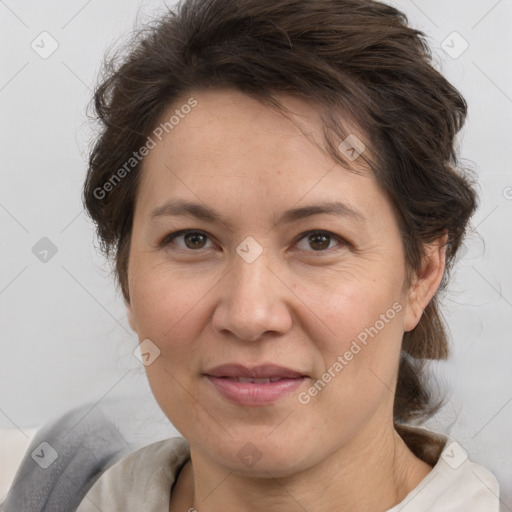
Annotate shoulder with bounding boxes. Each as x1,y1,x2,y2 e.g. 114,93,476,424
389,426,500,512
0,401,188,512
75,436,190,512
0,403,135,512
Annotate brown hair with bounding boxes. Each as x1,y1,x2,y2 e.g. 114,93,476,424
83,0,477,464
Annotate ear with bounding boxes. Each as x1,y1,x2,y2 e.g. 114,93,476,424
403,234,448,332
125,300,137,333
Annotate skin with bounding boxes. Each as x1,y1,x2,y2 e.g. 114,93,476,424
125,88,446,512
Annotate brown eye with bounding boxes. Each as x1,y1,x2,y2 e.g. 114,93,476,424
308,233,331,251
183,232,208,249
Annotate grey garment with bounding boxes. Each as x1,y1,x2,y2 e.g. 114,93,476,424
2,402,135,512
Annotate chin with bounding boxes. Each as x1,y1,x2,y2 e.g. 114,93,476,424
222,451,311,479
201,432,318,478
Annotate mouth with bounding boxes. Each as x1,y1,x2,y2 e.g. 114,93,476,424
203,364,308,405
218,376,292,383
204,363,308,379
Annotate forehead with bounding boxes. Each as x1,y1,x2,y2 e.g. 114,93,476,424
150,88,334,170
134,88,392,228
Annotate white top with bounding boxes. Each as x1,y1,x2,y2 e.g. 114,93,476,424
75,429,500,512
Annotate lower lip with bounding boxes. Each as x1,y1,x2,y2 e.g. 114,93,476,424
205,376,306,405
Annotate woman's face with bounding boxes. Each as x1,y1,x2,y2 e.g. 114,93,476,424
126,88,428,476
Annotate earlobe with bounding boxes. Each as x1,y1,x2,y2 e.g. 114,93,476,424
403,234,448,332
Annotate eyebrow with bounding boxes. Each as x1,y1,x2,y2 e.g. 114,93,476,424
149,199,365,228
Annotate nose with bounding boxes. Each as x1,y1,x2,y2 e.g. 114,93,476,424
211,248,293,342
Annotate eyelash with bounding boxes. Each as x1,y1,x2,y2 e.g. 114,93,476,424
159,229,349,255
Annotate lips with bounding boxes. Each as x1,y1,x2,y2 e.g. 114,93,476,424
204,364,308,405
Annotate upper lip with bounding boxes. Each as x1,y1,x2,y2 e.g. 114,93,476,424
204,364,306,379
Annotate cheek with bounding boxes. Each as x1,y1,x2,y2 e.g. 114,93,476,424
299,272,405,401
128,267,217,405
129,261,213,340
308,269,405,347
129,266,214,431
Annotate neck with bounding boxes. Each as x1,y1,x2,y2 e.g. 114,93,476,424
170,423,432,512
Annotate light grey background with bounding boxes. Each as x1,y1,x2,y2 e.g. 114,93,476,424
1,0,511,508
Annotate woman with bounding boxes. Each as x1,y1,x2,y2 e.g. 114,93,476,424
7,0,500,510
